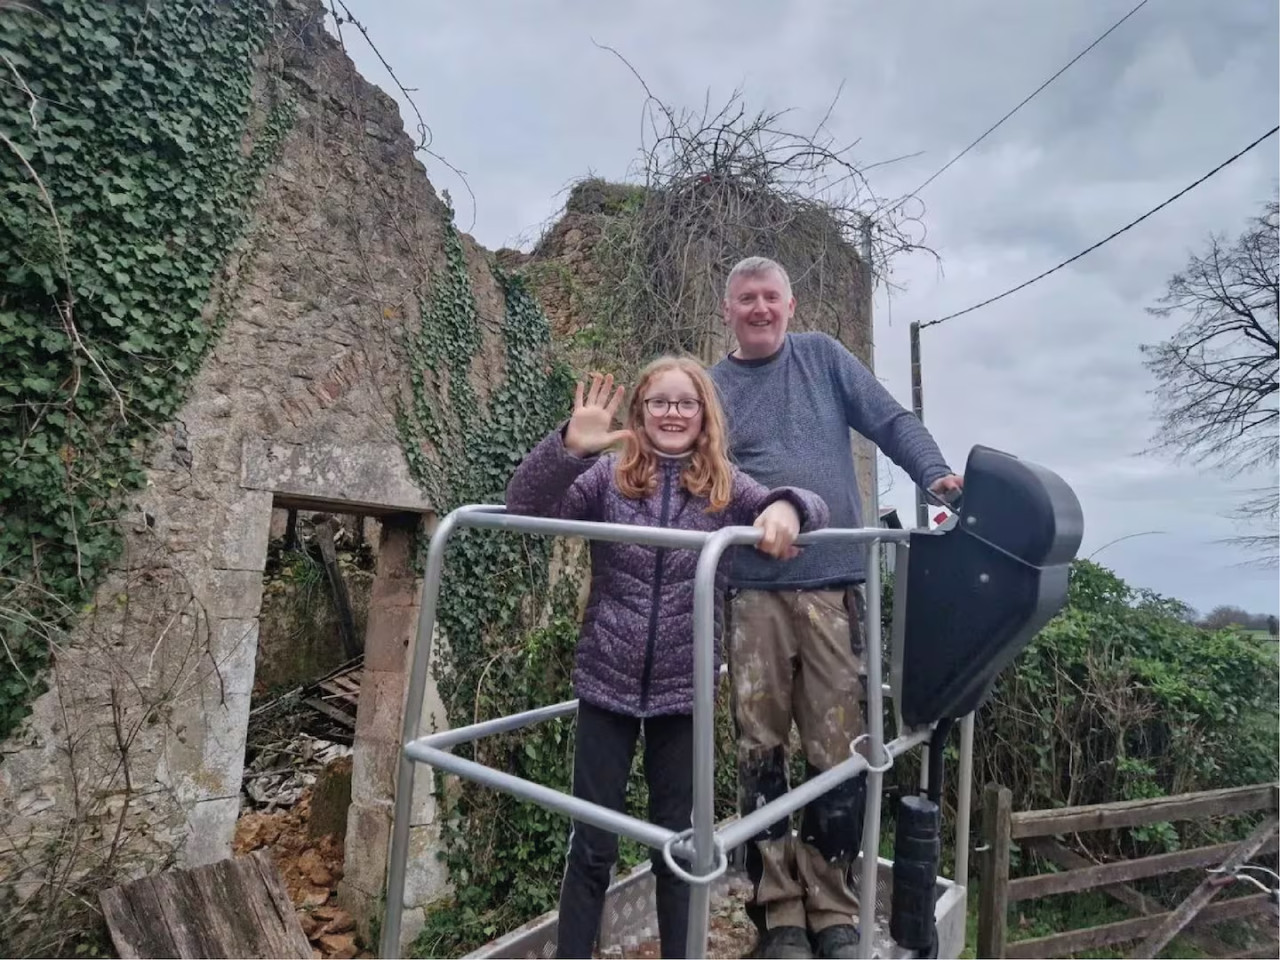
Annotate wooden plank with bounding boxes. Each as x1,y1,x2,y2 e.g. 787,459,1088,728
209,853,273,959
100,881,180,959
214,852,275,958
302,695,358,728
99,854,311,959
1011,783,1278,839
150,868,209,958
1024,837,1236,957
250,849,315,958
318,679,358,700
331,675,362,696
1010,836,1280,901
317,681,358,704
978,783,1013,959
1005,894,1272,959
329,673,358,690
1130,817,1279,959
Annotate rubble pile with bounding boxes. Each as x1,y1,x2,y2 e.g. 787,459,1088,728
235,729,362,958
241,733,351,812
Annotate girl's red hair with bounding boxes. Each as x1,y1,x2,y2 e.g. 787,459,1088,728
615,356,734,512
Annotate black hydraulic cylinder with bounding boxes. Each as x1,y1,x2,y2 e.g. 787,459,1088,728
890,795,941,952
926,718,953,806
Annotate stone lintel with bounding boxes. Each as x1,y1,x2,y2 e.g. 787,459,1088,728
240,438,433,516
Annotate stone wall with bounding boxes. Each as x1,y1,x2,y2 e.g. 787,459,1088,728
0,0,489,945
1,2,884,951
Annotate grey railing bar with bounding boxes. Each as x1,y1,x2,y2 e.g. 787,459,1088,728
684,527,738,955
714,728,933,853
413,699,579,751
858,490,888,960
955,712,976,888
459,510,714,549
383,505,926,960
405,741,678,851
456,508,913,549
384,505,491,959
793,526,912,545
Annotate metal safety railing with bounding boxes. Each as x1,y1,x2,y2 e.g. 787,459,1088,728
381,504,973,960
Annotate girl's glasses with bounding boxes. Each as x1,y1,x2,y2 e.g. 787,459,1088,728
644,397,702,418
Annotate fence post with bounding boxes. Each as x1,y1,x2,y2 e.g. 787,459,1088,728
977,783,1013,959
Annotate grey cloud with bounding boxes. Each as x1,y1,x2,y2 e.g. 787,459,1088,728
338,0,1278,613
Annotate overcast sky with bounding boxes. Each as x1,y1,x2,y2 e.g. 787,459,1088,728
331,1,1278,616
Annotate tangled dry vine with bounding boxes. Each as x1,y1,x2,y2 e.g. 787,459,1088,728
548,49,935,367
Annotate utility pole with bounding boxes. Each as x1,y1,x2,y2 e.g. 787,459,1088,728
909,321,928,529
861,218,878,530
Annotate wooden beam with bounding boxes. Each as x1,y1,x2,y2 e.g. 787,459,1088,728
1023,837,1236,957
100,850,311,958
302,695,357,728
1010,836,1280,901
315,518,361,660
100,874,181,959
1004,894,1272,959
1010,783,1278,839
977,783,1013,959
1130,817,1279,959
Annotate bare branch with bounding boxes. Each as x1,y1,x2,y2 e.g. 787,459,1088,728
539,67,933,367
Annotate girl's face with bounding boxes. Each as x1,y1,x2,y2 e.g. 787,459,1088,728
641,368,704,456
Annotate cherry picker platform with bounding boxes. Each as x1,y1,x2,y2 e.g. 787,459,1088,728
380,444,1083,959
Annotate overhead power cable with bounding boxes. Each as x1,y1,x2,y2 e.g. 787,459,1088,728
922,125,1280,330
907,0,1151,198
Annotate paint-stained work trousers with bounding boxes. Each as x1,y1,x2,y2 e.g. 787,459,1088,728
727,587,868,933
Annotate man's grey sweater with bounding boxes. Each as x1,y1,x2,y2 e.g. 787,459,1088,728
710,331,952,589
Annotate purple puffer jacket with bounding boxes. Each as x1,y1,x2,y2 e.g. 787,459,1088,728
506,427,829,717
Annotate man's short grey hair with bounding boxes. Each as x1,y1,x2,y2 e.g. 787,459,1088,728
724,256,792,300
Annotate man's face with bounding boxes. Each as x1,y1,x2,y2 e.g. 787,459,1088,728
723,269,794,359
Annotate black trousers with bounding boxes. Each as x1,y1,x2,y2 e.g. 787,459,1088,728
556,700,694,959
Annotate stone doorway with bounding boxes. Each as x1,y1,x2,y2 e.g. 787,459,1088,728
225,439,448,940
233,496,428,952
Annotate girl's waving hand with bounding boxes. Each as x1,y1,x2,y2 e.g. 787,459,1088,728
564,373,634,457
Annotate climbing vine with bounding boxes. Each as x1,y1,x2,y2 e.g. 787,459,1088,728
396,220,584,952
0,0,290,739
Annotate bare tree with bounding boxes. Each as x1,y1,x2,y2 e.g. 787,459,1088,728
1142,200,1279,564
1200,604,1255,631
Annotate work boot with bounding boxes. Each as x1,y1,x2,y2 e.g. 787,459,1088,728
753,925,814,959
813,924,860,959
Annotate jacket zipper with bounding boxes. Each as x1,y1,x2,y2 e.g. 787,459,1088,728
639,468,673,712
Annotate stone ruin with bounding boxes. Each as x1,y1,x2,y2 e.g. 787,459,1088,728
0,0,875,950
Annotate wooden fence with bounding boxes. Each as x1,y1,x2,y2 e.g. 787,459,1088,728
977,782,1279,959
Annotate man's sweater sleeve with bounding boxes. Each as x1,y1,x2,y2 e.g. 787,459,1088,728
825,334,953,489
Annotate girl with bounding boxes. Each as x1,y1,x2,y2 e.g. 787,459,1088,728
506,355,829,959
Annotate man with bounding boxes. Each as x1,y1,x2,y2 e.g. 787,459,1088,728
709,256,963,960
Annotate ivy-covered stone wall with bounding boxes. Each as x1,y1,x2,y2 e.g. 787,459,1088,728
0,0,576,951
1,2,880,956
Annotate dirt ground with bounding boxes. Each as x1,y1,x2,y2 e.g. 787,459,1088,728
233,788,370,960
